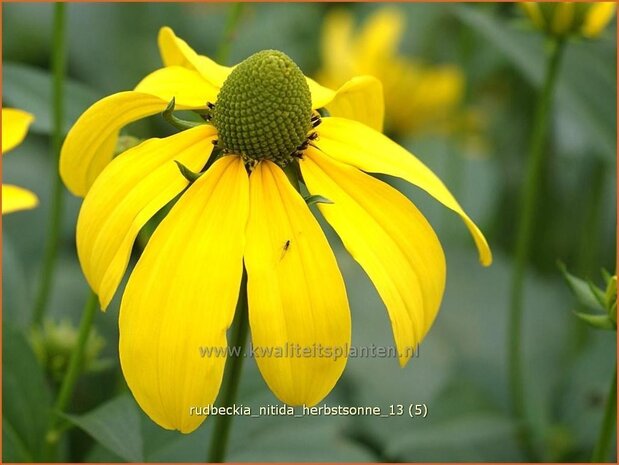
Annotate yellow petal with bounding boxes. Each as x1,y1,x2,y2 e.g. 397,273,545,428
2,184,38,214
307,76,337,109
2,108,34,154
245,161,350,404
520,3,545,30
60,84,208,198
315,117,492,266
134,66,220,106
158,26,232,87
582,2,616,38
301,148,445,366
325,75,384,132
77,125,217,310
119,155,249,433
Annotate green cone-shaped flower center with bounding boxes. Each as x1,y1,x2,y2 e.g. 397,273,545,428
212,50,312,165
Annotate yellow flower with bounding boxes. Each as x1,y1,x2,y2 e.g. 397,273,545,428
63,27,491,433
317,7,465,136
2,108,38,214
520,2,616,39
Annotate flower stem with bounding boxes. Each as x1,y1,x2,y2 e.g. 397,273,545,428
207,271,249,463
32,2,67,327
216,2,244,65
591,367,617,462
43,291,99,460
508,38,565,458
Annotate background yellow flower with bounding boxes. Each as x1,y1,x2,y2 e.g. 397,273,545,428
317,7,465,136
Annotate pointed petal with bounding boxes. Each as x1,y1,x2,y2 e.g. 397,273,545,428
325,76,384,132
582,2,616,38
119,155,249,433
2,184,38,214
245,161,350,404
2,108,34,154
320,9,355,83
158,26,232,88
301,148,445,365
134,66,220,105
77,125,217,310
315,117,492,266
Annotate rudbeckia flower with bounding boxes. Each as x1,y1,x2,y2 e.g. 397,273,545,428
2,108,38,214
316,7,465,136
520,2,616,39
62,27,491,433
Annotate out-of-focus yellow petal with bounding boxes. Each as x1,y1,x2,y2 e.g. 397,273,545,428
2,184,38,214
134,66,220,105
551,2,575,36
582,2,616,38
60,85,209,198
245,161,351,405
316,117,492,266
301,148,445,366
320,9,355,85
158,26,233,88
355,8,404,68
119,155,249,433
521,3,545,30
77,125,217,310
325,76,384,132
2,108,34,154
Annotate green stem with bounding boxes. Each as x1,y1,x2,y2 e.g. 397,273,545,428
592,367,617,462
508,38,565,458
32,2,67,326
207,271,249,463
216,2,244,65
43,291,99,460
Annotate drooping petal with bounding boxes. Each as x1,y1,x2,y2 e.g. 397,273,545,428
582,2,616,38
244,161,351,404
325,76,384,132
2,108,34,154
134,66,220,105
77,125,217,310
315,117,492,266
2,184,38,214
158,26,233,88
60,83,210,198
119,155,249,433
301,148,445,366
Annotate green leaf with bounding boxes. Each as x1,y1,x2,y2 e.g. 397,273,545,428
453,6,616,159
2,327,52,462
63,394,144,462
558,262,604,311
304,194,334,206
174,160,203,183
3,62,102,135
588,280,608,309
573,312,616,331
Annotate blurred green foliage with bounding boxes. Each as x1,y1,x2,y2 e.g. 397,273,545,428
2,2,616,462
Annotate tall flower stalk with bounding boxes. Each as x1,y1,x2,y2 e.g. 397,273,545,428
32,2,67,326
508,37,565,457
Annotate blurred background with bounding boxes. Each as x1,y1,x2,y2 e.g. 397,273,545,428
2,2,616,462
